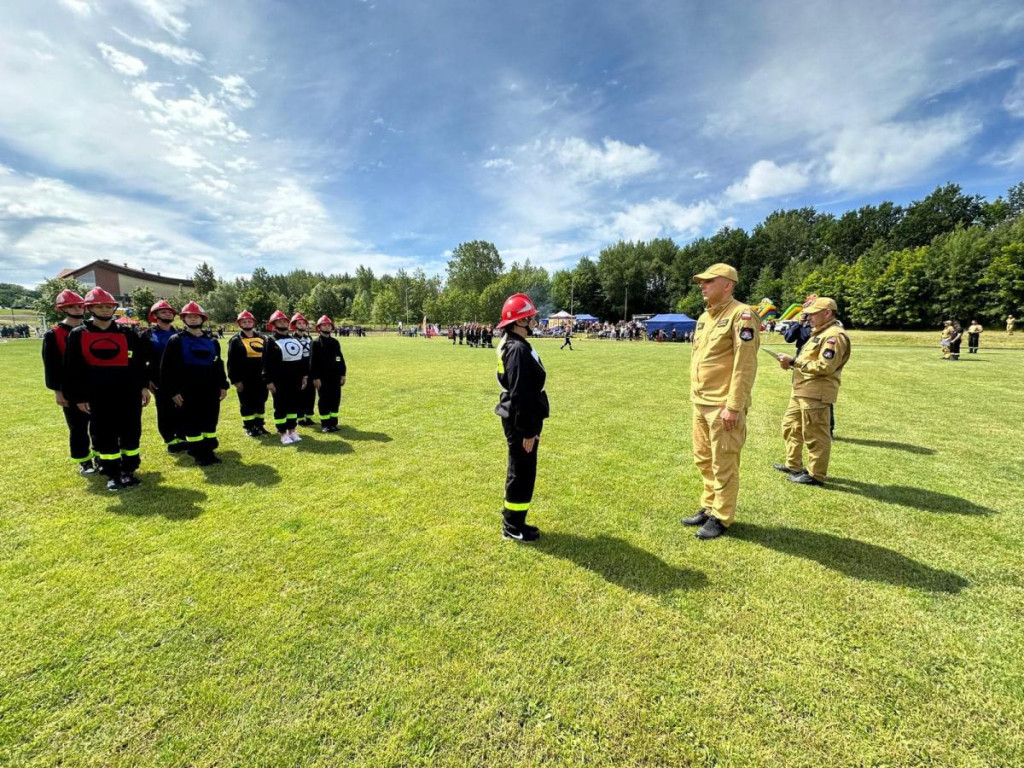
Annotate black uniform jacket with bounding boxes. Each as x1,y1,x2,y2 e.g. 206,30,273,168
495,333,550,437
160,331,229,397
42,322,75,392
262,332,309,386
140,326,177,387
62,321,147,405
227,331,266,385
309,334,347,380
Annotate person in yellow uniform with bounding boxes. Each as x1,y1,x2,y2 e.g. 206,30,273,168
1007,315,1017,336
940,320,953,359
681,263,760,540
773,297,851,486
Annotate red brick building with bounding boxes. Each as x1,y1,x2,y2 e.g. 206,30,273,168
56,260,194,302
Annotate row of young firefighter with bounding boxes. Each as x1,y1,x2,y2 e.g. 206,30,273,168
42,288,347,491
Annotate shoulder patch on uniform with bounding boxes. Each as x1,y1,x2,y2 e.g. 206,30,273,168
716,318,729,327
823,348,835,359
696,322,705,330
826,337,837,345
740,311,752,320
739,327,754,341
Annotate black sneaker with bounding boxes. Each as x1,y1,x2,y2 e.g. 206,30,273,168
167,442,188,454
681,508,709,526
106,477,123,492
695,516,728,540
502,522,540,542
298,418,316,427
773,463,802,474
244,428,259,438
79,461,98,475
788,471,824,486
120,473,141,487
195,453,219,466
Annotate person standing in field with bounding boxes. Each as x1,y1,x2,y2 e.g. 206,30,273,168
560,323,573,350
682,263,760,540
41,289,95,475
141,300,186,453
1008,315,1017,335
494,293,549,542
310,315,347,433
948,322,963,361
227,310,270,437
62,288,150,491
940,320,953,359
773,297,851,487
290,313,316,426
263,310,308,444
967,320,983,354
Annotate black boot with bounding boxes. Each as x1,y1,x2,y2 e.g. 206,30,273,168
681,508,709,526
502,509,539,542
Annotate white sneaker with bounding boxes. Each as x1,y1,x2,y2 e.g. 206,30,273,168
280,433,293,445
290,430,302,442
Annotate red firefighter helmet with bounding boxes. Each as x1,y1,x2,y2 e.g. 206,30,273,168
236,310,256,324
83,287,118,308
148,299,177,323
496,292,538,328
315,315,333,329
289,312,308,330
267,309,290,330
55,289,86,309
180,301,208,321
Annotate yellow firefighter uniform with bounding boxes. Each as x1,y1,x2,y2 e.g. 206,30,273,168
781,304,851,482
940,322,953,358
690,270,760,526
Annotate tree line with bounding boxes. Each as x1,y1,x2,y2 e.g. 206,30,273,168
34,180,1024,328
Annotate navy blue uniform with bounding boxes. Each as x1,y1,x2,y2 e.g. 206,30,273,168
160,331,229,459
141,325,184,448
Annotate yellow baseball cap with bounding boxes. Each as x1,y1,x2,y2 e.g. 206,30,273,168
804,296,837,313
692,263,739,283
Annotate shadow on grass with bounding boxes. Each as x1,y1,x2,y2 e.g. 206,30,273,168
536,533,707,595
833,436,936,455
194,451,282,487
90,471,206,520
826,477,994,515
335,425,392,443
294,437,354,455
731,524,968,593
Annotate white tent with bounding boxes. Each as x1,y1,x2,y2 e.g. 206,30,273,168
547,310,573,327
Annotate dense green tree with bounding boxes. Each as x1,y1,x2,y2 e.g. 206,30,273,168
890,183,983,250
192,262,217,296
0,283,40,308
982,243,1024,319
446,240,504,295
371,287,400,326
128,285,156,319
202,282,241,324
350,291,372,324
297,282,346,321
237,285,277,325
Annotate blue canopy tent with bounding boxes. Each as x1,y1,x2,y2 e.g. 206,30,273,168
644,313,697,335
575,313,599,322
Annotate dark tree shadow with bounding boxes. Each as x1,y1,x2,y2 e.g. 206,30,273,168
833,436,937,455
90,471,206,520
826,477,994,516
334,425,392,443
194,451,282,487
294,438,354,455
731,524,968,594
535,533,707,595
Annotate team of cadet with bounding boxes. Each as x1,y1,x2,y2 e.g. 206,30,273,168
447,323,494,347
42,289,347,490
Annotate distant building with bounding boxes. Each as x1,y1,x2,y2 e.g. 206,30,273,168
56,260,194,303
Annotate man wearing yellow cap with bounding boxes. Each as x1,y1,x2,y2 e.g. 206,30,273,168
773,297,851,486
682,263,761,540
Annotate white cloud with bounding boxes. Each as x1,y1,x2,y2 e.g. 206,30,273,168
57,0,93,16
213,75,256,109
97,43,148,78
131,82,251,142
132,0,191,40
1004,71,1024,118
541,137,660,183
602,199,719,242
251,180,328,252
985,138,1024,166
725,160,810,203
824,115,980,191
693,170,710,180
483,158,514,171
113,27,204,66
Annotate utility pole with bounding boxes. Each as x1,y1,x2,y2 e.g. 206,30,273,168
570,273,575,318
624,286,628,321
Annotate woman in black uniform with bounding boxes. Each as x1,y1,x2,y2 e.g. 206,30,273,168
494,293,549,542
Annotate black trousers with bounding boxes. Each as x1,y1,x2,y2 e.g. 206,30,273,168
236,379,268,428
154,387,184,446
296,377,315,419
181,385,221,456
90,391,142,477
62,404,92,463
502,418,539,512
950,340,962,359
317,380,342,427
271,377,302,432
560,338,573,349
968,333,980,352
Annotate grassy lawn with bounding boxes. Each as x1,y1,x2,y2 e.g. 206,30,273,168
1,334,1022,766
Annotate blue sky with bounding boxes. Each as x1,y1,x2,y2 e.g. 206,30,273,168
1,0,1023,288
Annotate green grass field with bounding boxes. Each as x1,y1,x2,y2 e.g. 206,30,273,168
2,335,1022,767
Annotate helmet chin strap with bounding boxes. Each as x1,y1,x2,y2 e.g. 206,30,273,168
184,319,204,329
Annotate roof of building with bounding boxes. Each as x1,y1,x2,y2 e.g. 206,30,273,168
58,259,194,287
